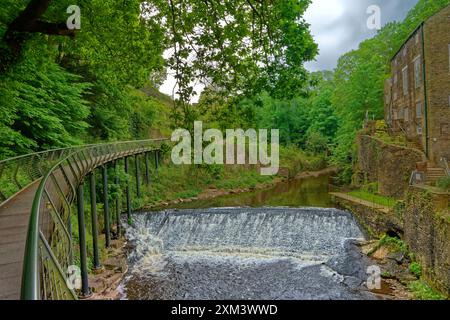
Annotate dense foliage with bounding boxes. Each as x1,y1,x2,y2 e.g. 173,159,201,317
0,0,318,158
1,0,449,182
143,0,317,125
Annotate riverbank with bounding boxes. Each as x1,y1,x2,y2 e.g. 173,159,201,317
141,166,337,211
331,186,449,300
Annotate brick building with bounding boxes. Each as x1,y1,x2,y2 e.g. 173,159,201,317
385,4,450,165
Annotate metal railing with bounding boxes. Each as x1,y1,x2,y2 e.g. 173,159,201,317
20,139,167,300
440,157,449,177
409,170,426,186
0,146,84,206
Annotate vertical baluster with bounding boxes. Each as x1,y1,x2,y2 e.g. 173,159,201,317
145,152,150,185
102,165,111,248
124,157,132,223
89,172,101,270
135,154,141,198
115,161,121,237
76,182,91,298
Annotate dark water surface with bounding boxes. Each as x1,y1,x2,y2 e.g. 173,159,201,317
121,175,375,300
154,174,334,210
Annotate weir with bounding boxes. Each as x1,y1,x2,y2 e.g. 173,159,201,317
123,208,373,300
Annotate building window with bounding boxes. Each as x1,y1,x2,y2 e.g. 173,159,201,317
415,33,419,45
404,108,410,122
398,107,404,120
416,102,422,119
402,66,409,95
414,56,421,88
417,125,423,135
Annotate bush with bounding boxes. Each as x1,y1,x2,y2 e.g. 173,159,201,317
409,262,422,278
436,176,450,191
408,281,446,300
368,235,407,255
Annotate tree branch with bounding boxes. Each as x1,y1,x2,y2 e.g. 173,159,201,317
1,0,76,72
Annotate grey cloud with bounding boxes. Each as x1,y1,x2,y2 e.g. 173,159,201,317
305,0,419,71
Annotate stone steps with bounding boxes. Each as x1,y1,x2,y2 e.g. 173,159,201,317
425,167,446,184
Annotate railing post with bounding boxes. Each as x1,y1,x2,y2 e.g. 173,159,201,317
154,150,159,170
114,161,121,238
77,182,91,298
135,154,141,198
145,152,150,185
102,165,111,248
89,172,101,270
124,156,132,223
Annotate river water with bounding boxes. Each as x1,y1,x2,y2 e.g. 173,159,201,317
121,175,376,300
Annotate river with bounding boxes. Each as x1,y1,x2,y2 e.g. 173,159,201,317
120,174,376,300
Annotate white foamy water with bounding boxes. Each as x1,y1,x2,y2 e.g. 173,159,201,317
121,207,371,300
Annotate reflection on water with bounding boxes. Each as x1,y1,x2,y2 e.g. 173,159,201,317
157,174,333,210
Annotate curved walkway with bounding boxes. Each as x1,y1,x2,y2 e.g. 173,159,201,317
0,181,40,299
0,141,164,300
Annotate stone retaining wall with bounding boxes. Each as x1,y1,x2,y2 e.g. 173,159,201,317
355,135,425,197
404,187,450,294
331,195,403,238
334,186,449,295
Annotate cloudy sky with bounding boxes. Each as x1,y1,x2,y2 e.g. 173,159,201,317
305,0,419,71
159,0,419,100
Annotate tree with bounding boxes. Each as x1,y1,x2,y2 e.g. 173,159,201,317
0,0,76,72
143,0,317,126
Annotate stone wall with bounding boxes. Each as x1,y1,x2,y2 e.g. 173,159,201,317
355,135,425,197
331,195,403,238
333,186,450,295
404,187,450,294
424,4,450,164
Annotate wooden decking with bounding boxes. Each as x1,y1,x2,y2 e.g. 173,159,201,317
0,181,40,300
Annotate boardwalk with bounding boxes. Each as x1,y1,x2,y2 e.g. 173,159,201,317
0,142,162,300
0,182,40,299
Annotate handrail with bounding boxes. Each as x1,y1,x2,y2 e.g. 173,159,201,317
409,170,426,186
20,138,168,300
0,139,166,206
441,157,449,177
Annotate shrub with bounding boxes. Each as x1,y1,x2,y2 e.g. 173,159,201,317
436,176,450,191
409,262,422,278
408,281,446,300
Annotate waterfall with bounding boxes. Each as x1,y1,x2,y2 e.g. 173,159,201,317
127,207,364,261
122,207,372,300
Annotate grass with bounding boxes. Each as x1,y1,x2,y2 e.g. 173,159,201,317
436,176,450,191
348,189,397,208
408,280,446,300
368,235,407,256
373,120,407,147
409,262,422,278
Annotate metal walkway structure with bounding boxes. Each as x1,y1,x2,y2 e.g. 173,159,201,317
0,139,167,300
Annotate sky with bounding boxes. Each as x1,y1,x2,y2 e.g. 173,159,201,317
159,0,419,100
304,0,419,71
